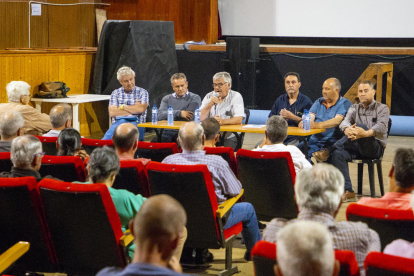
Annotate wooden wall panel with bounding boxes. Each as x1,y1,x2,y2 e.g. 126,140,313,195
0,3,29,48
0,51,108,137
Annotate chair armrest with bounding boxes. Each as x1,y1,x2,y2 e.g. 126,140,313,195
216,189,244,219
120,229,134,247
0,242,30,274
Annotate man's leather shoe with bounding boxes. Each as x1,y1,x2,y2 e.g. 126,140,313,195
342,191,356,203
312,149,330,162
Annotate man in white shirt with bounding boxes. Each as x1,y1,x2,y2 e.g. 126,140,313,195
43,104,72,137
254,115,312,174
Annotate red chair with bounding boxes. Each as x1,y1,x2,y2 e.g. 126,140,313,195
251,240,360,276
113,159,149,197
38,179,133,274
0,152,12,173
236,149,297,221
0,177,56,272
35,136,58,156
81,138,114,155
135,142,178,162
365,252,414,276
146,162,243,276
346,203,414,250
204,146,238,176
40,155,87,182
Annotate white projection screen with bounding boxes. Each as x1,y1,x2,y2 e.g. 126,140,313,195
218,0,414,38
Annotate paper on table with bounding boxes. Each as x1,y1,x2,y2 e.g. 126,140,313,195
242,124,266,128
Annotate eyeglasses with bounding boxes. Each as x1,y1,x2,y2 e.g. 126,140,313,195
212,82,227,88
33,152,45,158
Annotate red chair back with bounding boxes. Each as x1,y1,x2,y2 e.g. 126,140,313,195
81,138,114,155
346,203,414,250
35,136,58,156
40,155,86,182
113,159,149,197
136,142,178,162
0,152,12,173
204,146,238,176
365,252,414,276
236,149,297,221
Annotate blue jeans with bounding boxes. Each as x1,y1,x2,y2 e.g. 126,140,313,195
102,118,145,141
223,202,261,252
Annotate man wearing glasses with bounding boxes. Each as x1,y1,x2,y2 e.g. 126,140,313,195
200,72,245,149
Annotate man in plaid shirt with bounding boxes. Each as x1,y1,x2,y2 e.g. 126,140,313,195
102,66,149,140
263,163,380,275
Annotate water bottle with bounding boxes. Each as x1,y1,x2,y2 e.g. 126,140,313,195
151,104,158,125
302,109,311,131
194,106,201,123
168,105,174,125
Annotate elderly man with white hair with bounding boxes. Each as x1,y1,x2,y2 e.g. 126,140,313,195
0,111,25,152
263,163,380,274
102,66,149,140
0,81,51,135
43,103,72,137
275,221,340,276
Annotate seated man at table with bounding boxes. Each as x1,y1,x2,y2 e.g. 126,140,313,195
298,78,352,161
263,163,380,273
357,148,414,209
312,81,389,202
103,66,149,140
157,73,201,143
162,122,261,260
112,123,151,166
200,72,245,149
0,111,25,152
268,72,313,146
43,104,72,137
0,81,51,135
254,115,312,174
201,117,221,147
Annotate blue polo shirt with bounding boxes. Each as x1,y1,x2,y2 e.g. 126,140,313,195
269,93,313,126
309,97,352,143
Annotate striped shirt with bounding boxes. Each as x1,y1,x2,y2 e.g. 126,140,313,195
109,86,149,123
162,150,242,204
263,209,380,275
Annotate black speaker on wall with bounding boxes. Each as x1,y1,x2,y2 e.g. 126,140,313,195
223,37,260,109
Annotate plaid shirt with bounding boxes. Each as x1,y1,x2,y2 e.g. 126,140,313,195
109,86,149,123
162,150,242,204
263,208,380,275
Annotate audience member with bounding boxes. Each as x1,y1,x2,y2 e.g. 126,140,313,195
43,103,72,137
57,128,88,161
275,221,339,276
263,163,380,273
200,72,244,149
254,115,312,173
97,194,188,276
103,66,149,140
0,81,51,135
157,73,201,142
112,123,151,166
358,148,414,209
313,81,390,202
268,72,313,145
201,117,221,147
298,78,351,161
0,111,25,152
162,122,261,260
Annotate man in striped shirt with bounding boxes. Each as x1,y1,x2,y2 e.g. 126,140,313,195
162,122,261,261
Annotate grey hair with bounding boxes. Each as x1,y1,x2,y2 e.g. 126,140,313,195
359,80,375,89
277,221,335,276
88,146,120,183
178,122,204,151
213,72,232,87
266,115,288,144
0,111,25,139
116,66,136,81
11,135,42,169
50,104,72,128
170,73,187,83
330,78,341,93
295,163,344,214
6,81,31,102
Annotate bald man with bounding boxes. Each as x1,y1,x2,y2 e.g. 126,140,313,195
43,104,72,137
162,122,261,261
298,78,351,161
112,123,151,165
97,194,187,276
0,111,25,152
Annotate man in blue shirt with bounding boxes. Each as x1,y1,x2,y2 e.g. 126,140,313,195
267,72,313,145
299,78,352,161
